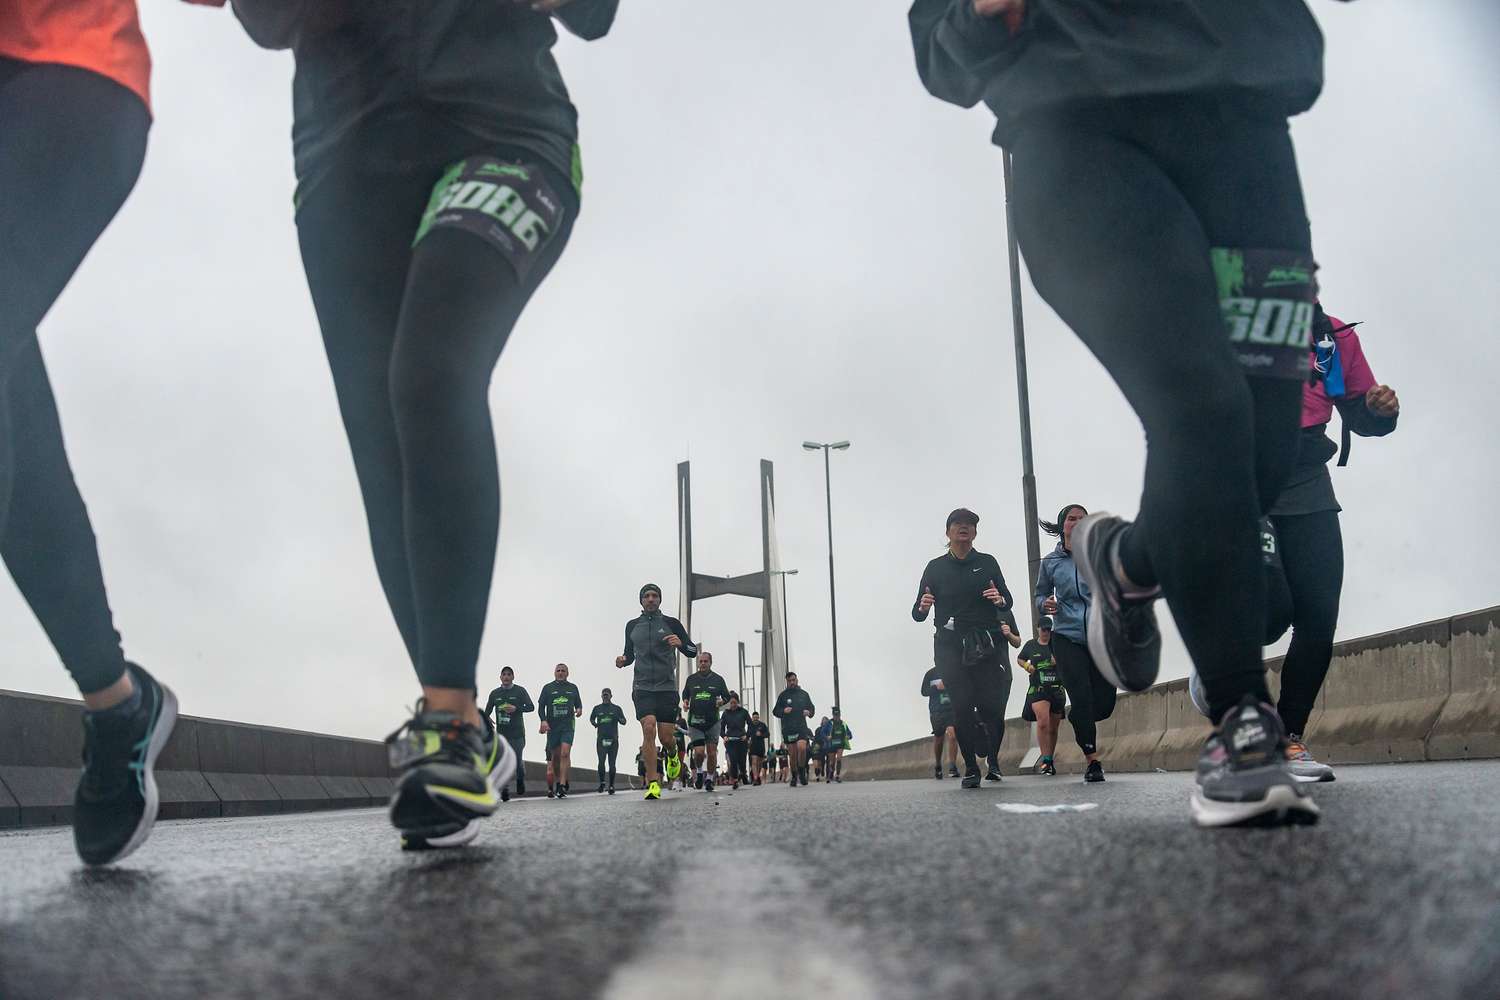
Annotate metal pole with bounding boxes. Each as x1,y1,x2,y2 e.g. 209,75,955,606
823,447,842,710
1003,151,1043,616
781,573,791,673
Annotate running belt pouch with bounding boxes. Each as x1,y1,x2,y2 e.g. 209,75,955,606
961,627,998,666
1211,248,1317,380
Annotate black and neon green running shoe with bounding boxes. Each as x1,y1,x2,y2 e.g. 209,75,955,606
644,780,661,800
385,701,515,848
664,750,682,781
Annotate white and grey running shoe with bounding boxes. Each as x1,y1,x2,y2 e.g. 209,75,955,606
1192,696,1319,828
1072,513,1163,692
1188,667,1211,718
1285,736,1336,783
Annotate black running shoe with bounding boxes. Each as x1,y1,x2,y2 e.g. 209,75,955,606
694,770,704,789
608,784,616,795
597,782,605,794
934,765,943,780
960,768,982,789
1084,760,1105,783
558,783,569,799
985,764,1002,782
74,664,178,866
1039,759,1056,776
947,763,961,778
386,702,514,847
501,787,511,802
1072,512,1163,692
705,775,715,793
547,786,556,799
1192,696,1319,828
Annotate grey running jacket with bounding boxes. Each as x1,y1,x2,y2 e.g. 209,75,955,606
909,0,1328,145
622,611,698,693
229,0,618,191
1034,541,1089,644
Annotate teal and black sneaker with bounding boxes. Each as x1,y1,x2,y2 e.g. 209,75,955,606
74,663,179,866
386,702,515,850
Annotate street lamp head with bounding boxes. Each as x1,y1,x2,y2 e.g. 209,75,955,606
801,442,821,451
786,569,799,575
830,441,851,450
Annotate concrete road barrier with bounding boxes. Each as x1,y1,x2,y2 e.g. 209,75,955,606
1309,616,1452,764
1426,606,1500,760
0,689,397,829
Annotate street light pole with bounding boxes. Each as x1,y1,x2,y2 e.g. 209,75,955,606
1003,152,1043,606
771,568,799,675
802,441,849,710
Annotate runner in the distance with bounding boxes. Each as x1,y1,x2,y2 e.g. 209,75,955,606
911,0,1329,826
484,666,534,799
1018,617,1064,775
720,693,752,790
775,746,790,783
537,663,583,798
921,665,961,779
0,0,225,866
911,508,1015,789
811,718,830,781
616,583,698,800
1036,505,1114,783
589,687,627,794
748,712,771,785
773,672,816,787
825,707,853,783
682,649,731,792
228,0,616,845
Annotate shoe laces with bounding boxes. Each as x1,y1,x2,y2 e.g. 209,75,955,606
385,701,479,770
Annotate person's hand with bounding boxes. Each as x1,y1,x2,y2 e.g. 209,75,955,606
1043,596,1059,615
932,679,945,692
973,0,1025,34
1000,623,1014,639
805,709,813,718
1366,384,1400,418
984,580,1007,607
575,707,583,718
615,655,627,669
540,721,550,734
918,587,935,613
666,635,682,649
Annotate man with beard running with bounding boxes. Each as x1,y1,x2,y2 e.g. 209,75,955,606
773,672,816,787
720,693,752,789
682,650,731,791
537,663,583,798
616,583,698,800
748,712,771,785
589,687,627,794
484,666,534,799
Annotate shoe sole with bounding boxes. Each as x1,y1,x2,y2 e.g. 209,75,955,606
1074,512,1158,693
1190,783,1321,828
102,679,179,866
1289,768,1337,784
402,821,480,851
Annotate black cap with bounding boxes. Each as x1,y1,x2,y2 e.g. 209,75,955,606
1038,615,1054,631
640,583,661,600
946,507,979,528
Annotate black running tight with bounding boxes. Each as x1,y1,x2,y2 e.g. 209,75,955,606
597,741,618,786
295,128,576,691
1011,97,1312,722
1052,634,1116,756
1269,510,1343,735
0,59,148,694
726,740,748,782
932,635,1011,772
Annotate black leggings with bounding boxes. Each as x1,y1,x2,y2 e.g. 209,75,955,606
1052,634,1116,756
0,60,148,695
1011,97,1312,722
295,125,576,691
726,740,748,781
933,635,1012,772
1268,510,1343,735
596,740,618,786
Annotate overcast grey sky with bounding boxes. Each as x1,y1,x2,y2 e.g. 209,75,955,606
3,1,1496,766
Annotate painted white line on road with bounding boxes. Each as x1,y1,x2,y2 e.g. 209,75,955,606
997,802,1099,814
600,848,887,1000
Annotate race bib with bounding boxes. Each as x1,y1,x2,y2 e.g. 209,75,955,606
1213,248,1318,380
414,157,567,280
601,738,614,748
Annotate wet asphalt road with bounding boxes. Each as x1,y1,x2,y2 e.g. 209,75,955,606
2,761,1498,1000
